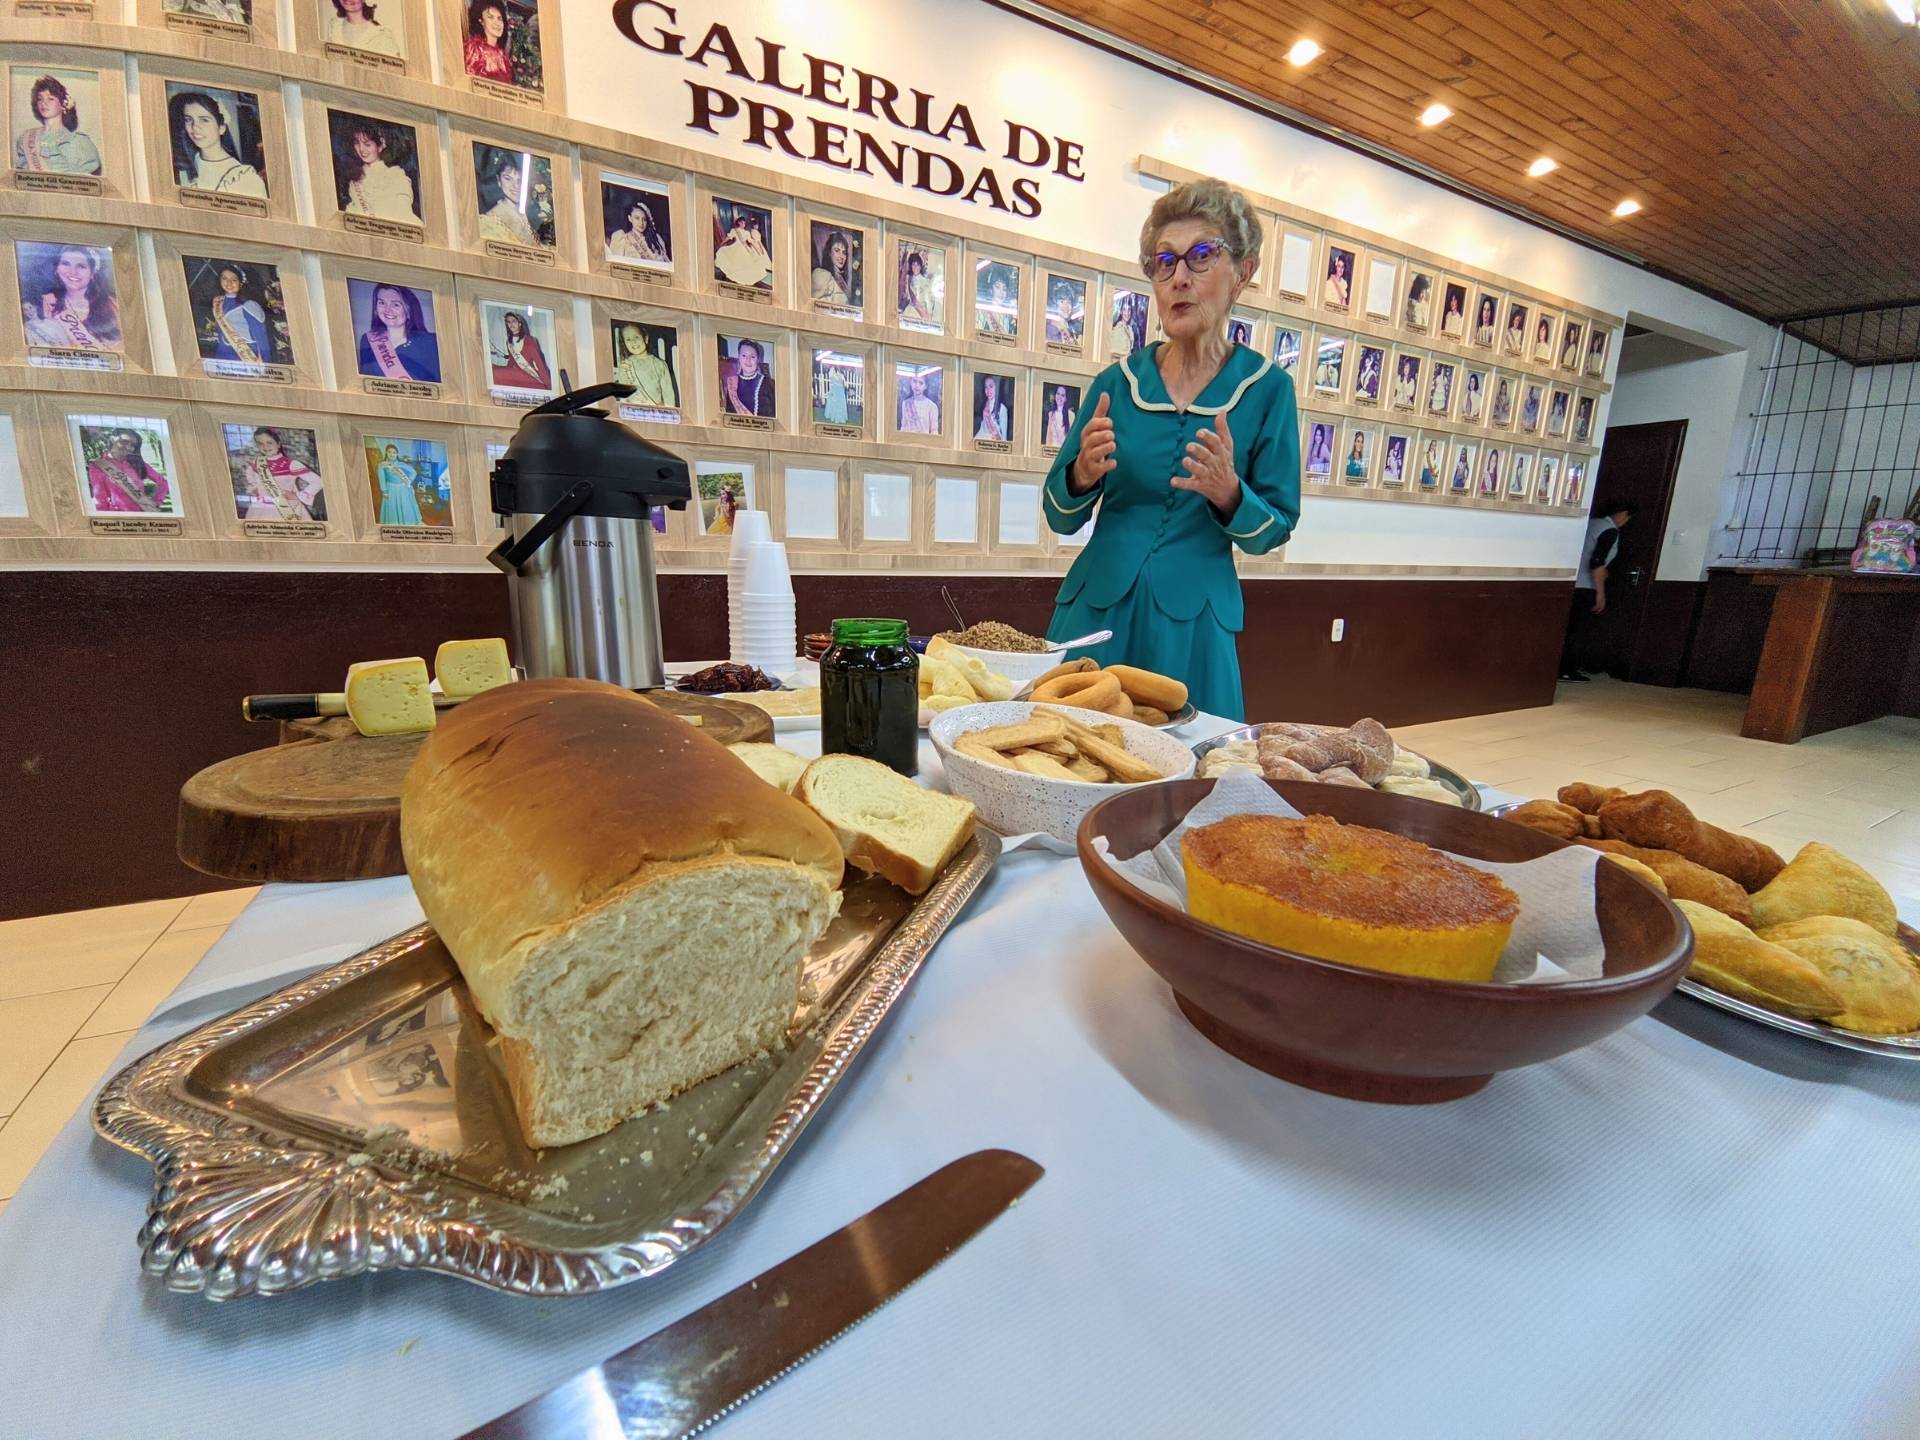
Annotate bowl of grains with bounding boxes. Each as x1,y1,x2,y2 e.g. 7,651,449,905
935,621,1069,688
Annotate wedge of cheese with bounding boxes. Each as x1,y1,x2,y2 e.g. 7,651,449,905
345,657,436,736
434,637,513,699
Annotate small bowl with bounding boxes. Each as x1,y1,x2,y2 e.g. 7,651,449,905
931,702,1195,842
1077,778,1693,1104
940,640,1069,689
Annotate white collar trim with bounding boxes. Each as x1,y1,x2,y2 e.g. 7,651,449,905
1121,345,1273,416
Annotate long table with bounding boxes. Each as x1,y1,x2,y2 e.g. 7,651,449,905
5,719,1920,1439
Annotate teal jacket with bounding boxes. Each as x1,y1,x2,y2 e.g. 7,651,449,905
1042,343,1301,630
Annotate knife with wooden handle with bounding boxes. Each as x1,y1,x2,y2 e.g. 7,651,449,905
462,1149,1043,1440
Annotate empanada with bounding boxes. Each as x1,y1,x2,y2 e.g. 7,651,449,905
1759,916,1920,1034
1675,900,1844,1020
1751,843,1898,937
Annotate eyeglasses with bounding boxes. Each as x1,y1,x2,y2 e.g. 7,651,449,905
1145,238,1231,282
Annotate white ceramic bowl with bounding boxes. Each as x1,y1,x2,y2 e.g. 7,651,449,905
930,701,1196,842
940,640,1069,689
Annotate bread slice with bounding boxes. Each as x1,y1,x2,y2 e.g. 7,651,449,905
728,741,809,794
796,754,976,895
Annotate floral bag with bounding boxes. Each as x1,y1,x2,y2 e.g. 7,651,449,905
1851,518,1919,575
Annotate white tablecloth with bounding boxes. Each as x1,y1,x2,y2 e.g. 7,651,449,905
5,718,1920,1439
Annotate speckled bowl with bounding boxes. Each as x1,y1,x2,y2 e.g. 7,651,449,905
930,702,1196,842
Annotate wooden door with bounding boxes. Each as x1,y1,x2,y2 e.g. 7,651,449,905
1586,420,1687,679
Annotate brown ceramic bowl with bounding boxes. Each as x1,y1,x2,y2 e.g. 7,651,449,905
1077,779,1694,1103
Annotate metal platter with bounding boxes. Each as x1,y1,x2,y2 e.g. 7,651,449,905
1672,976,1920,1060
1190,724,1482,811
92,832,1000,1300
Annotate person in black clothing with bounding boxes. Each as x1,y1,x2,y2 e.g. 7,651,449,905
1560,498,1636,681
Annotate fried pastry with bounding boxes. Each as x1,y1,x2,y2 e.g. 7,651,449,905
1576,838,1754,926
1596,790,1785,892
1598,853,1667,893
1316,766,1372,788
1758,917,1920,1034
1282,730,1391,785
1558,783,1627,814
1751,843,1898,936
1674,900,1844,1020
1257,722,1322,745
1505,799,1586,842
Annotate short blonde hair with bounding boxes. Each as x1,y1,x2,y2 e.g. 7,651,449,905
1139,178,1261,276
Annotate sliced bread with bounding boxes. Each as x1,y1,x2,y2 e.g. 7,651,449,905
796,754,976,895
728,741,809,794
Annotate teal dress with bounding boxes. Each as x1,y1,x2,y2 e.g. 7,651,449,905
1042,343,1300,720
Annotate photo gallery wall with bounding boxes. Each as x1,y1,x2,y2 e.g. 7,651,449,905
0,25,1616,564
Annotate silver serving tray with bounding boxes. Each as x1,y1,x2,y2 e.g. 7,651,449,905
92,833,1000,1300
1673,978,1920,1059
1191,724,1482,811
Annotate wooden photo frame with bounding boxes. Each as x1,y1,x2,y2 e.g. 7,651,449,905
1517,378,1546,435
1500,297,1531,360
1531,307,1560,366
1425,356,1457,421
708,320,784,436
1301,412,1338,484
990,473,1046,554
454,275,578,412
436,0,564,111
582,153,681,290
1103,278,1149,358
1558,316,1588,373
968,247,1026,348
1226,308,1260,354
1488,369,1518,430
803,337,870,442
891,229,952,337
1544,384,1573,439
1469,286,1502,349
37,392,208,539
1477,440,1507,499
705,183,786,308
1401,266,1437,334
1505,446,1537,503
1319,238,1358,313
771,453,845,551
1034,372,1083,457
4,55,131,200
1444,434,1478,495
1412,429,1450,492
318,254,462,402
294,0,429,79
686,446,762,548
1271,324,1304,385
0,393,56,538
202,407,350,540
303,91,448,247
138,64,293,223
1273,227,1316,302
150,233,319,388
1039,266,1091,358
1437,278,1471,344
852,461,920,550
451,123,575,270
1362,254,1399,322
1387,347,1424,413
1350,340,1387,407
1310,329,1348,399
800,208,871,323
1379,427,1412,489
887,349,950,447
594,298,689,426
1585,325,1611,379
138,0,281,48
1458,364,1490,425
928,467,985,553
346,418,472,546
965,362,1020,456
1339,419,1379,487
2,221,151,374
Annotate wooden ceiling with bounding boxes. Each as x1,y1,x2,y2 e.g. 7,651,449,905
1029,0,1920,355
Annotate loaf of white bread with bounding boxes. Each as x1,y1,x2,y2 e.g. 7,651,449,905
400,678,844,1147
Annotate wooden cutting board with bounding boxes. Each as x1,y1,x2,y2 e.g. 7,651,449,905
178,689,775,883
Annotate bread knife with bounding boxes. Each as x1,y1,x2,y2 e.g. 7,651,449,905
461,1148,1043,1440
240,692,468,722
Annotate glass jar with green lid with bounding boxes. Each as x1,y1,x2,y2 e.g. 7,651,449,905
821,617,919,776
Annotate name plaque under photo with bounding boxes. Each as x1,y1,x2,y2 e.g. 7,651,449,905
343,214,424,243
364,377,438,400
204,358,294,384
978,330,1015,348
613,261,671,287
164,10,249,40
17,0,93,14
324,42,405,71
974,438,1010,455
814,421,861,440
482,239,555,267
242,518,325,539
813,300,860,321
378,523,455,542
179,186,269,218
720,411,772,433
470,77,542,109
14,172,100,197
89,515,182,536
718,280,773,305
30,348,122,372
618,403,679,424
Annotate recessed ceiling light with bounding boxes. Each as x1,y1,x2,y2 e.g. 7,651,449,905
1612,198,1643,218
1286,39,1322,67
1526,156,1558,178
1419,103,1453,127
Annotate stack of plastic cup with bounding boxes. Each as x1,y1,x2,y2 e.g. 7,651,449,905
725,511,772,664
735,540,797,674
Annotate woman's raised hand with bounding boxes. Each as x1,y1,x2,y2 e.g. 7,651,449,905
1172,409,1241,512
1070,391,1116,493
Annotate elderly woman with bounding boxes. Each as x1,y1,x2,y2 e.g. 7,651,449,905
1041,178,1300,720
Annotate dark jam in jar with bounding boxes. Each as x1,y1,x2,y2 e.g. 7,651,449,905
821,617,919,776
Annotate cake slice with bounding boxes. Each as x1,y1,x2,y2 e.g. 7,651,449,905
795,754,976,895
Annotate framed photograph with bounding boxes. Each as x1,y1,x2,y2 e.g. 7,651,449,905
1447,438,1478,495
1489,372,1516,430
183,255,292,380
1402,269,1435,332
608,317,680,421
16,239,123,368
479,298,556,404
1312,332,1347,396
1274,230,1314,300
164,82,269,214
1273,326,1303,381
694,459,754,537
810,347,864,437
973,257,1021,342
1573,394,1597,445
1518,381,1545,435
808,221,864,316
1458,366,1488,425
313,0,413,70
1042,272,1086,354
347,275,441,393
1351,342,1386,406
1535,453,1560,504
1586,326,1610,378
1507,449,1534,501
323,107,424,240
1502,300,1530,358
602,174,672,277
470,142,556,263
1414,432,1447,491
712,196,774,298
1303,417,1337,481
1107,287,1146,355
1341,422,1377,485
1478,444,1505,497
363,433,453,532
1380,430,1411,487
894,360,945,442
1364,257,1397,321
1470,289,1500,348
1426,359,1456,418
1559,319,1586,372
1322,243,1356,312
9,66,107,195
1544,386,1572,438
155,0,260,42
224,422,327,527
1389,350,1423,411
1038,379,1081,454
457,0,545,103
1226,313,1255,349
716,333,776,427
1562,456,1588,506
1532,310,1558,364
970,371,1016,452
69,415,179,521
1438,281,1469,341
896,237,946,332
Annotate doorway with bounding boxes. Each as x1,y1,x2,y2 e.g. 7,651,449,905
1583,419,1687,679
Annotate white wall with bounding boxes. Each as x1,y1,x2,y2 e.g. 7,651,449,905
561,0,1775,575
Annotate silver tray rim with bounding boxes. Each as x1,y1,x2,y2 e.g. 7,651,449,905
90,829,1001,1301
1672,978,1920,1059
1190,723,1483,812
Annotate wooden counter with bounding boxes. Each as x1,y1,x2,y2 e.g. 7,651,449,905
1738,567,1920,742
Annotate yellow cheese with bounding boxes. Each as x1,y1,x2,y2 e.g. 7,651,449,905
434,637,513,698
344,657,436,736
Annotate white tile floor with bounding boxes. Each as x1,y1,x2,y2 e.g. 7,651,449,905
1,678,1916,1204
